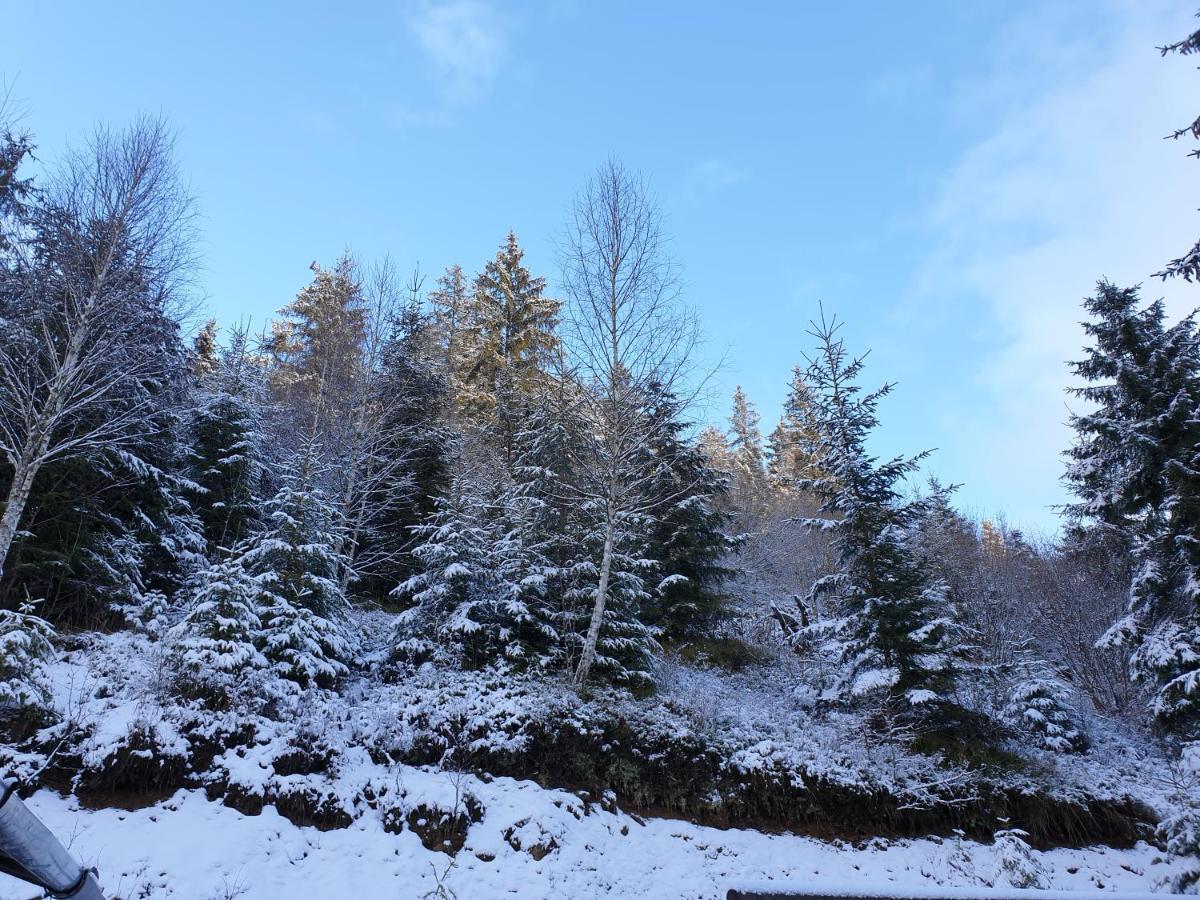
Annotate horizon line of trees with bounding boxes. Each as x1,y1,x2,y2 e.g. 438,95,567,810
0,81,1196,754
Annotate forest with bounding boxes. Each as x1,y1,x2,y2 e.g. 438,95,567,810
1,14,1200,900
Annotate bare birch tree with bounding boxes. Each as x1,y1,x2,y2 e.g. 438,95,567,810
560,159,702,687
0,116,194,581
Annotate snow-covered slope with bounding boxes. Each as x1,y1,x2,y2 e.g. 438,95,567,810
0,782,1186,900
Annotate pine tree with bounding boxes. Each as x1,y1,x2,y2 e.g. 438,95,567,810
186,324,271,555
168,556,267,703
462,233,560,417
696,425,735,475
786,312,956,708
428,263,475,402
1156,13,1200,283
350,310,453,593
1003,672,1089,753
192,319,219,378
496,389,583,667
0,112,33,252
1066,280,1200,733
391,476,515,665
993,828,1048,889
728,385,766,480
768,366,826,488
641,382,738,642
393,398,572,672
0,598,55,721
1161,742,1200,894
267,256,367,441
239,456,354,690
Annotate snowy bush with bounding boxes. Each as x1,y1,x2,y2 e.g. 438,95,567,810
1003,674,1089,754
992,827,1048,889
1161,742,1200,894
0,598,56,718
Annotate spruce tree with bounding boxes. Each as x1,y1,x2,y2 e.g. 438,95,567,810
1156,12,1200,283
0,598,55,722
186,324,271,555
464,232,560,412
641,382,738,642
267,256,367,440
392,476,515,665
789,313,956,708
768,366,826,488
239,452,354,690
459,233,561,472
1066,280,1200,733
728,385,766,480
428,263,476,404
1003,671,1089,754
351,311,453,592
192,319,219,378
168,556,268,703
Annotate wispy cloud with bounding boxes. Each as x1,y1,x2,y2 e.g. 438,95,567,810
407,0,509,107
912,0,1198,525
866,63,934,106
683,158,748,203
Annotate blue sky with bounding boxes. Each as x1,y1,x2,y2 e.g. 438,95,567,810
5,0,1199,532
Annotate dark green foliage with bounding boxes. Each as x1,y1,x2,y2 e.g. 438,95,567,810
1066,280,1200,733
185,327,271,556
354,314,453,597
788,313,957,708
639,381,739,641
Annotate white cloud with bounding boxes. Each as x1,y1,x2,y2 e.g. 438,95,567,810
408,1,508,105
691,158,747,189
914,0,1199,526
866,63,934,106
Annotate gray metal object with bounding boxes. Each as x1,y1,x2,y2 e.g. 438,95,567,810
0,780,106,899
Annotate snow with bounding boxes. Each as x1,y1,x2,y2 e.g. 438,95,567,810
0,628,1191,899
0,785,1187,900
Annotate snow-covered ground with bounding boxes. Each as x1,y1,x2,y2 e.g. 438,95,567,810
0,782,1186,900
1,628,1189,899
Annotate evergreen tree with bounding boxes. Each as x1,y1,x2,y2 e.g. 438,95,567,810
351,310,453,592
457,234,561,473
786,313,956,708
239,454,354,689
768,366,826,488
462,232,560,416
428,263,475,403
728,385,766,480
1161,742,1200,894
1066,280,1200,733
393,392,572,671
561,497,659,689
185,324,271,555
391,476,515,665
168,556,267,703
267,257,367,441
192,319,219,378
1157,12,1200,283
641,382,738,641
993,828,1049,890
696,425,735,475
0,598,54,721
1003,671,1089,753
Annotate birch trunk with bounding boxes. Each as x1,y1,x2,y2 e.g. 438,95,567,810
573,516,615,688
0,456,39,582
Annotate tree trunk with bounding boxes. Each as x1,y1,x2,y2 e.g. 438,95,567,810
0,455,39,583
573,517,615,688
